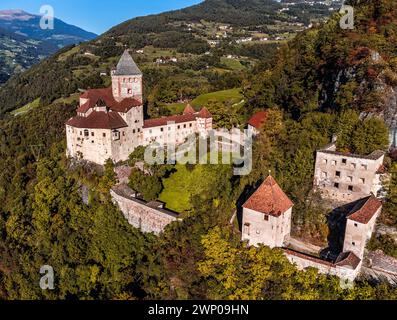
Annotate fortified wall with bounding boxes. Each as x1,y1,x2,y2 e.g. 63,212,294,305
283,249,362,282
110,184,180,235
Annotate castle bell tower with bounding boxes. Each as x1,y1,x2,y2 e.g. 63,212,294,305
112,50,143,103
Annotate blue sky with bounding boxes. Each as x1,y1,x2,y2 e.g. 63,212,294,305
0,0,203,34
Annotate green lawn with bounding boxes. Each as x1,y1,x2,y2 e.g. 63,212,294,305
164,88,244,114
163,102,186,115
220,57,245,71
11,98,40,116
191,88,243,107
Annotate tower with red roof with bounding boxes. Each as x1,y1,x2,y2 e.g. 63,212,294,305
242,175,294,247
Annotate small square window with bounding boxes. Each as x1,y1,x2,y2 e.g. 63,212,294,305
190,123,192,127
360,178,366,184
334,183,340,189
332,160,337,166
354,223,358,227
322,172,327,178
161,128,164,132
323,159,328,164
351,163,357,169
352,242,356,246
178,125,181,129
342,159,347,165
336,171,341,177
348,185,353,191
91,132,94,137
184,124,187,128
133,129,136,134
347,176,353,182
103,133,106,137
264,215,269,221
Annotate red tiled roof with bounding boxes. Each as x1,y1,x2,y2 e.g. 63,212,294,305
197,107,212,119
248,111,268,129
143,114,197,128
78,87,141,114
66,111,128,129
335,252,361,269
347,195,382,224
183,103,196,114
243,176,294,216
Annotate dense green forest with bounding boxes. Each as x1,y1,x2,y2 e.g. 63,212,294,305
0,0,397,299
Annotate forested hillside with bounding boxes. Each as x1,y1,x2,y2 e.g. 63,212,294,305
0,0,397,300
0,0,337,115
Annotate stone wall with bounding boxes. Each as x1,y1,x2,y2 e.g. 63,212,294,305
110,185,180,235
284,249,362,282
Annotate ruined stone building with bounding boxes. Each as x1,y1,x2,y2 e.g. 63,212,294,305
313,142,385,203
241,175,382,282
66,50,213,165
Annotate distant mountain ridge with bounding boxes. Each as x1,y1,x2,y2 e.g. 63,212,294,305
0,9,97,47
0,9,97,85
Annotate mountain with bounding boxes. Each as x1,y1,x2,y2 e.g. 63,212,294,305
0,10,97,47
0,0,397,301
0,9,97,85
0,26,58,84
0,0,337,115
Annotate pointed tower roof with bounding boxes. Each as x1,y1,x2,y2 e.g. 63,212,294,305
114,50,142,76
197,107,212,119
243,176,293,217
183,103,195,114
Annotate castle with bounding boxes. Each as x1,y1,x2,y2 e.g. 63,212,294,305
66,50,213,165
242,175,382,282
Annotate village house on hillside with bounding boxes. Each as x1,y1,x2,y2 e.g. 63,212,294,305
65,50,213,165
247,111,268,136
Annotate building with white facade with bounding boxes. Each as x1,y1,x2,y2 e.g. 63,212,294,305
66,50,213,165
242,175,294,248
